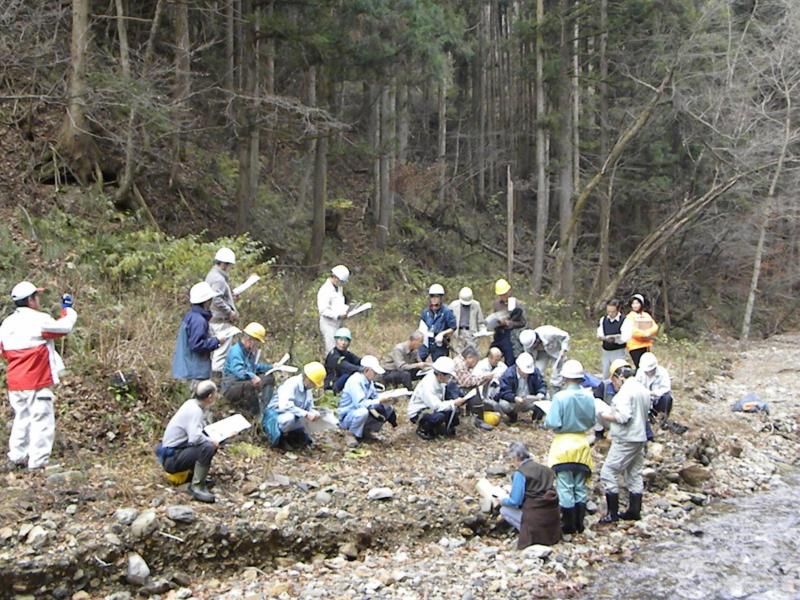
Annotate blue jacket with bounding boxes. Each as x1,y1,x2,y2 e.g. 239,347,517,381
223,341,271,381
171,305,220,380
497,364,546,402
544,384,596,433
338,372,378,420
419,305,456,360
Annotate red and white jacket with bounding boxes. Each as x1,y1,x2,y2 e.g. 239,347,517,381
0,307,78,391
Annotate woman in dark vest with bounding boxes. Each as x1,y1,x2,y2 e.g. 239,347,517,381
498,442,561,548
596,298,627,378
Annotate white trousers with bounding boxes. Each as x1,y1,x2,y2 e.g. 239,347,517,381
8,388,55,469
319,317,341,354
209,321,236,373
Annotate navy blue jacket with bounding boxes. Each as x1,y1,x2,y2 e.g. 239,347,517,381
172,305,220,380
324,347,362,389
419,305,456,360
497,364,546,401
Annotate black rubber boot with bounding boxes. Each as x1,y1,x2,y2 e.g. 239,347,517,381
620,493,642,521
598,492,619,524
188,463,216,503
575,502,587,533
561,506,577,534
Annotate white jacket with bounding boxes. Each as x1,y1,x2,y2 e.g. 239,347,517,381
527,325,570,358
407,371,452,419
317,278,347,321
636,366,671,399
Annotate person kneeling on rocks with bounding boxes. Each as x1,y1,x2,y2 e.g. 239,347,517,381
157,380,219,503
597,362,651,523
487,352,546,423
338,355,397,447
496,442,561,549
544,360,596,535
221,322,274,418
407,356,468,440
262,362,326,450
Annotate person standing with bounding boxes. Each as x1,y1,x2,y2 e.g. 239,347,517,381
596,299,627,378
418,284,456,361
597,362,651,523
323,327,362,392
381,331,426,389
497,442,562,549
156,380,219,503
519,326,570,390
543,360,596,534
205,247,239,374
0,282,77,471
263,362,326,449
621,293,659,368
338,356,396,446
172,282,225,390
448,287,485,355
489,279,526,366
407,356,467,440
221,322,273,418
317,265,351,353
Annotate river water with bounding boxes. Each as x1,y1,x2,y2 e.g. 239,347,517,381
584,474,800,600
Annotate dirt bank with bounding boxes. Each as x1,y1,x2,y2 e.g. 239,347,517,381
1,335,798,600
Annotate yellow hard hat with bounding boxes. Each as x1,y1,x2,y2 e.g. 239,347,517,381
483,411,501,427
243,322,267,343
609,358,631,377
303,361,326,388
494,278,511,295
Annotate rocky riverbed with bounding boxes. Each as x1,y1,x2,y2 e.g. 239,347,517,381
1,335,798,599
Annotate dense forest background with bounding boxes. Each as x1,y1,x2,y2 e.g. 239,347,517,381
1,0,799,340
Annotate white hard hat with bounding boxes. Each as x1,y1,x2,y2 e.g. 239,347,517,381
11,281,44,302
331,265,350,283
519,329,537,348
214,247,236,264
561,359,584,380
360,355,385,375
432,356,455,376
458,287,473,305
639,352,658,372
516,352,535,375
428,283,445,296
189,281,220,304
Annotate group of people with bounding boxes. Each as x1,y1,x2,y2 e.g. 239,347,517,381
1,252,675,548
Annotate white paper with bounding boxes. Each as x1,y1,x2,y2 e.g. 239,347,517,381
476,478,509,513
263,353,299,376
204,414,251,443
463,388,479,400
304,408,339,435
418,320,430,346
473,330,494,338
377,388,411,402
347,302,372,318
233,274,260,296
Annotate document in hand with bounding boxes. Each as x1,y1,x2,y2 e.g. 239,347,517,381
418,319,430,345
376,387,411,402
485,311,509,330
233,274,260,296
346,302,372,318
262,352,299,376
304,408,339,435
204,414,251,443
476,477,509,513
473,330,494,339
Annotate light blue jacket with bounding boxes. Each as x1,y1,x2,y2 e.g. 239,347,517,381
223,341,271,382
338,373,378,420
267,374,314,418
544,384,596,433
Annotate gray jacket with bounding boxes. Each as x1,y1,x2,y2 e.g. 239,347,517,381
607,378,651,443
205,265,236,322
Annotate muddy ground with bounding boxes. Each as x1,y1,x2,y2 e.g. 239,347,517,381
1,335,798,600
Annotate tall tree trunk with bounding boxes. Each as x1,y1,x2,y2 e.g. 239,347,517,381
595,0,610,294
397,83,409,164
225,0,235,93
476,5,487,202
235,0,259,233
532,0,547,293
437,74,447,203
170,0,191,186
572,0,580,191
297,66,317,212
377,84,393,248
57,0,96,185
113,0,134,207
306,131,328,267
740,90,791,341
368,83,381,224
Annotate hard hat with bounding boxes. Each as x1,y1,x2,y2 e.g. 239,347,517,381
609,358,631,378
561,359,584,380
303,361,326,388
243,322,267,343
639,352,658,372
630,293,645,305
519,329,537,348
458,287,473,305
483,411,501,427
331,265,350,283
516,352,535,375
334,327,352,340
360,355,385,375
189,281,220,304
494,279,511,295
428,283,445,296
214,247,236,264
431,356,455,376
11,281,44,302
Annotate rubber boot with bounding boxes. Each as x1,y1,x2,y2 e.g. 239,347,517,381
598,492,619,524
188,463,216,503
620,493,642,521
561,506,576,534
575,502,587,533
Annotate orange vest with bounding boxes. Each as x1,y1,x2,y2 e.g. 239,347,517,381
625,310,658,352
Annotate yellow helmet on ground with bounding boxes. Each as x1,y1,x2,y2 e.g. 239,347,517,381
494,278,511,295
243,322,267,343
303,361,326,388
609,358,631,378
483,411,501,427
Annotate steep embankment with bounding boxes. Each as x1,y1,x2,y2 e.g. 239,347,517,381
0,335,797,599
